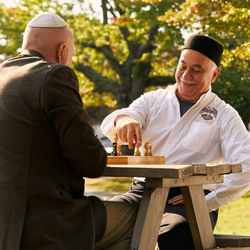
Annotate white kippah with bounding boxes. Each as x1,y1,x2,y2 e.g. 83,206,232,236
27,12,67,28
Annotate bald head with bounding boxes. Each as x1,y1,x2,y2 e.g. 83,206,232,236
22,13,74,67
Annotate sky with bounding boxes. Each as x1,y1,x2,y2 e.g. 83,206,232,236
0,0,192,41
0,0,100,6
0,0,102,17
0,0,16,7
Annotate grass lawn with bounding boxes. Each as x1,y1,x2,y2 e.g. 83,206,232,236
86,177,133,192
214,191,250,235
86,177,250,235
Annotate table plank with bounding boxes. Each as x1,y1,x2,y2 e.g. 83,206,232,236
104,163,240,178
217,164,231,174
103,164,193,178
206,164,223,176
191,163,241,176
144,176,224,188
230,164,242,173
192,163,207,175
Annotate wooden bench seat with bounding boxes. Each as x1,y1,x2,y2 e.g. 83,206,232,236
213,234,250,249
215,248,250,250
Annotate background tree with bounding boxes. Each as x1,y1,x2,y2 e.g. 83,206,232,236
70,0,250,127
159,0,250,126
0,0,78,57
0,4,27,56
73,0,183,119
0,0,249,127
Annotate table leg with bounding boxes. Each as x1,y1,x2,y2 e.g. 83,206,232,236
181,185,217,250
130,185,169,250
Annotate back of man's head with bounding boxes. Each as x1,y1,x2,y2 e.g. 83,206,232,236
22,12,74,66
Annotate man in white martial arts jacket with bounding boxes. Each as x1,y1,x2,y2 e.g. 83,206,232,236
101,34,250,250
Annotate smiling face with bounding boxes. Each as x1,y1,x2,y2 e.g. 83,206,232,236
175,49,221,103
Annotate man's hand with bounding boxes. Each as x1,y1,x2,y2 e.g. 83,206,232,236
115,115,142,149
168,195,184,206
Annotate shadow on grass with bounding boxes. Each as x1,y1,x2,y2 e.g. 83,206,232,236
242,190,250,198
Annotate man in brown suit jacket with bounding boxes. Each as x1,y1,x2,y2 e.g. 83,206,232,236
0,12,137,250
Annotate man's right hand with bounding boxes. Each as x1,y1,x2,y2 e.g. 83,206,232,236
115,115,142,149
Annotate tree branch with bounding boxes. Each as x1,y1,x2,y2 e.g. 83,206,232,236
137,25,159,58
101,0,108,25
107,1,140,59
75,63,121,94
113,1,125,16
145,75,175,88
80,42,123,76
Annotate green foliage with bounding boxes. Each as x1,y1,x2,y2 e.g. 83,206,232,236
0,0,75,57
0,0,249,125
73,0,182,112
213,59,250,126
0,5,28,56
159,0,250,126
74,0,250,125
214,191,250,235
86,177,133,192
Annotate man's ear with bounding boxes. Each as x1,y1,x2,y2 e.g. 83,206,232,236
57,43,66,64
211,67,221,83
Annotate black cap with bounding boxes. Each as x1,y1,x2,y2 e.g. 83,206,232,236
183,34,223,67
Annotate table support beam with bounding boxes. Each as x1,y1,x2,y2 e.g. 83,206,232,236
130,184,169,250
181,185,217,250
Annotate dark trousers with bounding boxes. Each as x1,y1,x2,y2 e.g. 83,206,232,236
110,180,218,250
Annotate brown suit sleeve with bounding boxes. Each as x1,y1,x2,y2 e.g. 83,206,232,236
41,65,107,177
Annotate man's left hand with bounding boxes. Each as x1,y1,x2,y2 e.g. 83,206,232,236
168,195,184,205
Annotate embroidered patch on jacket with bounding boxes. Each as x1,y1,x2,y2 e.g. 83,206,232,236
200,106,218,121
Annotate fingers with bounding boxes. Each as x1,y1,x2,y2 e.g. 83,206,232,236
168,195,184,206
115,115,142,149
134,128,142,146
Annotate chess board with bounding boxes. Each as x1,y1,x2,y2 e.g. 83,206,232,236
107,155,165,165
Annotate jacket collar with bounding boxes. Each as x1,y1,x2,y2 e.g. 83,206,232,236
20,49,46,59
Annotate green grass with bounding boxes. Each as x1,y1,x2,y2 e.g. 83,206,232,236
86,177,250,235
86,177,132,192
214,191,250,235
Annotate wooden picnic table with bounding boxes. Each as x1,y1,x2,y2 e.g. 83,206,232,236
103,161,242,250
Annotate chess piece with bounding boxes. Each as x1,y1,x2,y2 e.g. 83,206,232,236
117,145,122,156
144,142,149,156
134,144,141,156
111,132,118,156
113,132,118,144
149,145,153,156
